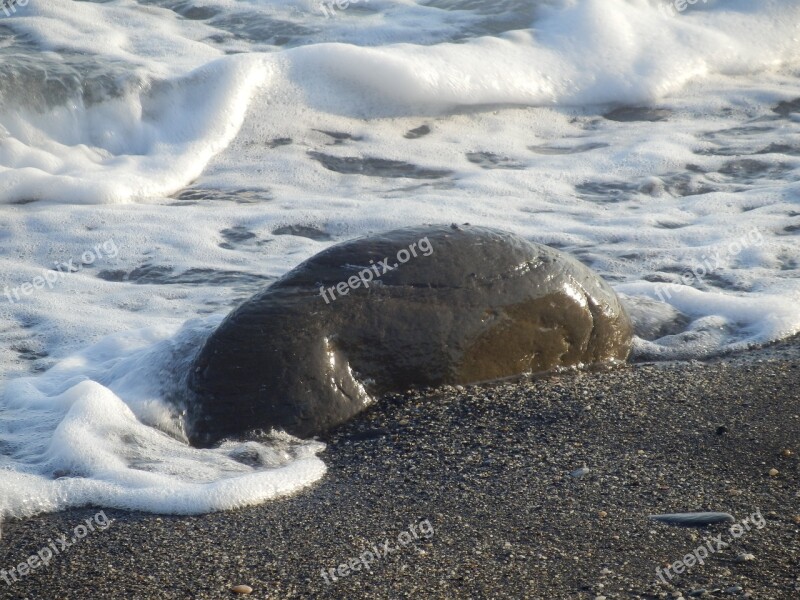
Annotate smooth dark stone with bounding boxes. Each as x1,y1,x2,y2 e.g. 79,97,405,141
185,225,632,446
648,512,736,527
404,125,431,139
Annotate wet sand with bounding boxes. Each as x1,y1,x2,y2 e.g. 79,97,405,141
1,340,798,599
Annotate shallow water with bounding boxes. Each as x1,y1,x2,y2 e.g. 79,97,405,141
0,0,799,517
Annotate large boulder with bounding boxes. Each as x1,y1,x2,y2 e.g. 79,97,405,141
186,225,632,446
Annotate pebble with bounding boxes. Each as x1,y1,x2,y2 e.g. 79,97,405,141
780,448,793,457
735,553,755,562
768,468,779,477
231,584,253,595
570,466,590,479
725,585,743,595
598,510,608,518
648,512,735,526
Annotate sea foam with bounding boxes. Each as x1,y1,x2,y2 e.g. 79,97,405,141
0,320,326,518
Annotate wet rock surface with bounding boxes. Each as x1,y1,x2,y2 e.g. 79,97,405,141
186,225,632,445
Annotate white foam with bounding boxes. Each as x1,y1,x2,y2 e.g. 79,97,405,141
285,0,800,115
0,322,326,519
9,0,220,72
620,287,800,359
0,54,268,204
2,0,798,203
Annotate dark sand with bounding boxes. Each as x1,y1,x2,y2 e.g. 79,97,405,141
1,341,798,600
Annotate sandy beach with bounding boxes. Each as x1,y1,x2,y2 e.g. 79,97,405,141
1,340,797,600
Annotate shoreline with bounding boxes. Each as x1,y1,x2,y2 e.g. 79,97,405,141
1,339,798,599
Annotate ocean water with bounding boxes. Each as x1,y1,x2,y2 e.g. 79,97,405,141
1,0,799,518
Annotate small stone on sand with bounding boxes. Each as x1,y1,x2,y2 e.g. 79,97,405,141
725,585,743,594
648,512,735,526
570,467,590,479
231,584,253,595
